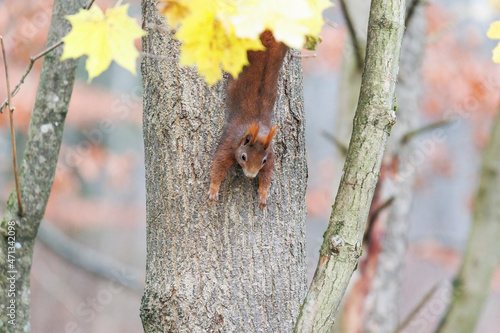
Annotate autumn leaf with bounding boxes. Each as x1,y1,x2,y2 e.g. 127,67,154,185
230,0,332,49
159,0,332,84
175,0,264,85
158,0,190,28
61,3,147,82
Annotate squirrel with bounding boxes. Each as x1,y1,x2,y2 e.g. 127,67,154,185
208,31,289,210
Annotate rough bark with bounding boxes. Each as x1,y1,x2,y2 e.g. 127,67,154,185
294,0,406,331
0,0,85,331
435,109,500,332
139,1,308,332
363,3,426,332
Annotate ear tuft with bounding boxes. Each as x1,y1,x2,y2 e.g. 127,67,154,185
244,123,260,146
263,125,279,149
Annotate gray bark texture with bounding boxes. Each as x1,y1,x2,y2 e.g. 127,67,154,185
294,0,406,331
363,3,426,332
139,1,308,332
436,109,500,332
0,0,84,331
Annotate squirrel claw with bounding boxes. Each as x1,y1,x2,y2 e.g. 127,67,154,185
208,188,219,202
258,192,267,210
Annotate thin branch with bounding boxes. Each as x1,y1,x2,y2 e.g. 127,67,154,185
367,196,395,230
401,119,454,144
405,0,422,28
0,41,63,113
86,0,96,10
394,281,442,333
339,0,364,71
324,18,339,29
0,0,96,113
1,36,23,216
37,221,144,294
292,53,317,59
322,130,348,157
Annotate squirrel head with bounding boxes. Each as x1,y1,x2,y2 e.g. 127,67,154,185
235,123,278,178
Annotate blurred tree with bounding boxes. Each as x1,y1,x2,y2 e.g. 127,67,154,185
139,0,308,332
0,0,86,331
436,107,500,332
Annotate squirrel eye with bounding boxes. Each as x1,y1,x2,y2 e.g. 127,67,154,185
262,157,267,165
242,153,247,162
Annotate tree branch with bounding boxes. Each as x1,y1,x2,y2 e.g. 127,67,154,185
0,0,88,328
405,0,421,28
394,281,441,333
0,36,23,216
339,0,364,71
294,0,406,330
0,0,96,113
322,131,348,157
37,222,144,294
401,119,453,144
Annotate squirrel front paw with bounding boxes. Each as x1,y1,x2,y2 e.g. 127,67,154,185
258,190,268,210
208,184,220,202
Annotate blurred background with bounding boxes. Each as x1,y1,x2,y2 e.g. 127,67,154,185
0,0,499,332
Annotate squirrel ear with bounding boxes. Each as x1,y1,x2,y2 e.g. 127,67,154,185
243,134,252,146
263,125,279,149
244,122,260,146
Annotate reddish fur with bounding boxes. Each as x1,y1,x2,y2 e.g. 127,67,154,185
209,31,289,209
246,123,260,145
263,125,279,149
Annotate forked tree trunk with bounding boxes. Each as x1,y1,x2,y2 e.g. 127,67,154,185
139,1,308,332
0,0,84,331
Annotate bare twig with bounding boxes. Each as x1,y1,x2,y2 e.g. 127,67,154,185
394,281,442,333
86,0,96,10
405,0,422,28
367,196,395,229
37,221,144,294
324,18,339,29
401,119,454,144
1,36,23,216
0,41,63,113
322,130,348,157
339,0,364,71
292,53,317,59
0,0,96,113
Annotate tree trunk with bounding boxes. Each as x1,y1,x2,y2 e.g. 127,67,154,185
0,0,84,331
139,2,308,332
436,109,500,332
295,0,406,331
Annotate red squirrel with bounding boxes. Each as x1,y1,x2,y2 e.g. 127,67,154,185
208,31,289,210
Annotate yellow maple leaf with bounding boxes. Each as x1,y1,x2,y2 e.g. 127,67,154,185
158,0,191,28
230,0,332,49
487,21,500,63
302,0,333,36
175,0,264,85
61,3,147,82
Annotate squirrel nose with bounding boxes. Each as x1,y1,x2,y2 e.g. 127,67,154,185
244,170,258,178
